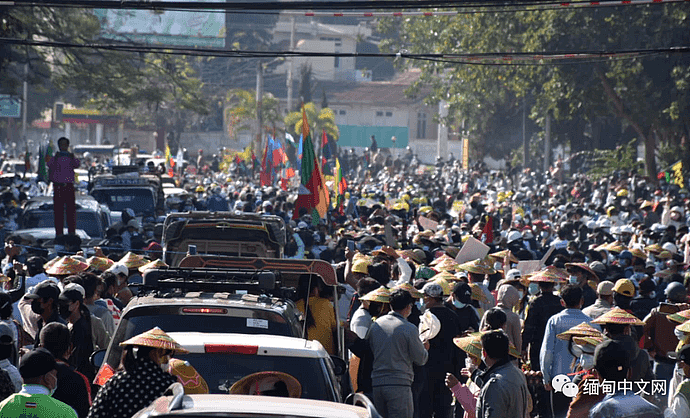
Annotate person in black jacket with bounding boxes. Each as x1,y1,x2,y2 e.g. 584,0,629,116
39,322,92,418
58,284,94,383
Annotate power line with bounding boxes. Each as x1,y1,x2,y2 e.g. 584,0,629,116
2,37,688,66
7,0,686,12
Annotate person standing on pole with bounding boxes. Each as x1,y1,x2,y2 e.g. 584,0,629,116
47,137,80,237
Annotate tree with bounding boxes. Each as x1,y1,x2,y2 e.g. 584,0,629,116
224,88,282,150
298,64,314,108
284,102,339,151
379,4,690,179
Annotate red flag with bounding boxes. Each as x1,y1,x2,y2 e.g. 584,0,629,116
260,141,272,186
482,215,494,244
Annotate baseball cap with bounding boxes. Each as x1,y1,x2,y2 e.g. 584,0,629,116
452,282,472,304
422,282,444,298
597,280,615,296
594,339,630,377
505,269,522,281
106,264,129,277
0,322,14,345
612,278,635,297
19,348,56,379
59,283,85,302
24,280,60,301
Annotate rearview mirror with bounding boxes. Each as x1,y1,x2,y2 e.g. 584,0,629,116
330,355,347,376
91,349,106,369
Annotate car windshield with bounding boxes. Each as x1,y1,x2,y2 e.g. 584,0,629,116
106,306,295,368
174,352,335,401
22,210,102,238
92,188,155,214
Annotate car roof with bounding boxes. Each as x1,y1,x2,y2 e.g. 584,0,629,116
24,195,101,211
167,332,327,358
127,292,291,310
141,394,371,418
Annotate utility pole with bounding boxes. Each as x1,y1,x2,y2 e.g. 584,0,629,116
256,62,264,155
544,112,551,173
522,97,528,170
286,16,296,113
22,63,28,145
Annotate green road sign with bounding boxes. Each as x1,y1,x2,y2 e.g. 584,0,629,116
0,95,20,118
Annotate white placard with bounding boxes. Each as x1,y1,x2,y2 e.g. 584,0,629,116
516,260,542,276
455,236,490,264
418,216,438,231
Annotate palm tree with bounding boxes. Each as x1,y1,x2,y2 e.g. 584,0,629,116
284,102,339,156
224,88,282,151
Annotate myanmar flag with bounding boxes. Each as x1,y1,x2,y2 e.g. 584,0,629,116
293,105,330,224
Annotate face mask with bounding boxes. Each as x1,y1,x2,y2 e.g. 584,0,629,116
674,329,686,340
528,283,540,295
453,299,467,309
31,300,45,315
493,262,502,271
518,291,524,299
571,343,583,358
554,283,561,292
569,276,579,285
580,354,595,371
415,301,423,311
649,291,656,299
483,279,490,288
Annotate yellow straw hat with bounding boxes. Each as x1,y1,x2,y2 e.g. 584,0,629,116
668,309,690,324
168,358,209,394
469,283,489,304
453,334,482,359
528,266,568,283
119,327,189,354
573,335,604,347
430,254,455,267
433,277,452,296
676,320,690,334
487,250,519,264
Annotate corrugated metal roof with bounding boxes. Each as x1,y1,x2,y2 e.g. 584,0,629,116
329,69,425,105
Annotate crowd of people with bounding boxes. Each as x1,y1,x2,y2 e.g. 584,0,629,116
0,137,688,418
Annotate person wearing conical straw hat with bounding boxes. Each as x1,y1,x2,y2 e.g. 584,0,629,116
351,286,390,339
87,327,186,418
564,335,605,418
591,307,653,383
666,343,690,418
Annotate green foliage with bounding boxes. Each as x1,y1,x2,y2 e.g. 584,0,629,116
585,140,642,180
224,88,282,140
379,5,690,177
284,102,339,141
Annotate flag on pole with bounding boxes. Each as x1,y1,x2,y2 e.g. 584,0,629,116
260,136,272,186
293,105,330,224
333,157,347,210
297,133,303,163
165,143,175,177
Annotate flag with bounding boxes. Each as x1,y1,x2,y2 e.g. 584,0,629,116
333,157,348,210
260,137,272,186
271,136,286,168
293,105,330,224
176,147,184,172
482,215,494,244
297,133,303,162
165,143,174,177
285,133,295,146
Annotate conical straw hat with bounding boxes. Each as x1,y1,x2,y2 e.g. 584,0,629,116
488,250,519,264
229,371,301,398
45,256,88,276
360,286,391,303
392,282,424,299
119,251,147,269
120,327,188,354
469,283,489,304
572,335,604,347
591,307,644,326
86,256,114,272
668,309,690,324
557,322,602,341
138,259,169,273
528,266,568,283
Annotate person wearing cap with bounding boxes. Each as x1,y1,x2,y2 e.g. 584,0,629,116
666,344,690,418
475,330,530,418
480,283,522,352
540,285,597,418
565,263,598,308
58,283,95,382
641,280,689,397
418,281,462,418
368,289,428,418
0,347,77,417
22,280,66,348
612,278,637,314
582,280,615,320
0,322,21,393
39,322,92,418
87,328,181,418
630,276,659,320
589,339,662,418
446,281,480,337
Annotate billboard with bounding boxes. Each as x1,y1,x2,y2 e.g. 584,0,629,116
94,3,225,48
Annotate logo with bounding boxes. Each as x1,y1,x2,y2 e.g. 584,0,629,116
552,374,578,398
